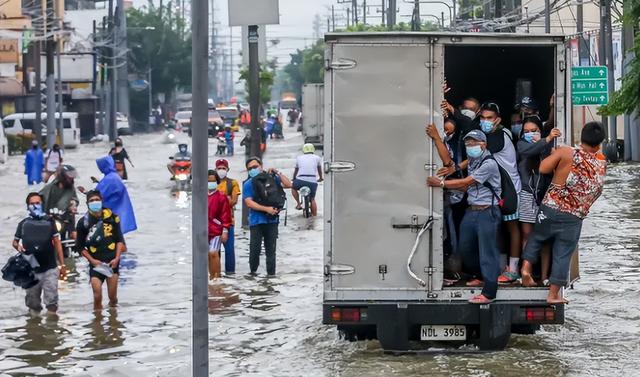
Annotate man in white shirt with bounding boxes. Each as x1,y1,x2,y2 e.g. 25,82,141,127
292,143,323,216
44,144,63,181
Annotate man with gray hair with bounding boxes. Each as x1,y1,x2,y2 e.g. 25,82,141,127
427,129,502,304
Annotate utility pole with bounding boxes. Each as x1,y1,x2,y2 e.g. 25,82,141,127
210,0,218,101
347,8,351,28
622,0,639,161
34,41,42,143
544,0,550,33
387,0,396,28
57,39,64,146
108,0,116,142
332,5,336,31
598,0,608,131
363,0,367,24
412,0,420,31
352,0,358,25
381,0,386,27
604,0,616,144
191,0,209,373
576,0,589,65
248,25,262,158
45,40,56,148
116,0,130,118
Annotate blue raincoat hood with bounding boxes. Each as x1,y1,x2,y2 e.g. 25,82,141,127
95,155,137,234
96,156,116,175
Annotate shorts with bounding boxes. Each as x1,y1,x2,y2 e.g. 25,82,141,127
209,236,221,253
518,190,539,224
89,264,120,282
292,179,318,199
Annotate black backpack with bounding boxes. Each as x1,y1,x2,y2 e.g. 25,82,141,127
251,172,286,209
21,218,54,254
478,155,518,216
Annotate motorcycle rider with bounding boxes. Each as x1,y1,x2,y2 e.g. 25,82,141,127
292,143,323,216
167,143,192,176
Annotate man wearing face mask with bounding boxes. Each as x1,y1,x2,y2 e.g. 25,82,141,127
243,157,292,276
427,130,502,304
25,140,45,186
215,159,241,275
13,192,66,315
441,97,481,162
76,190,126,310
40,165,80,214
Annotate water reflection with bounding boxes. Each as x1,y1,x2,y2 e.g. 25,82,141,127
82,309,128,360
208,282,241,315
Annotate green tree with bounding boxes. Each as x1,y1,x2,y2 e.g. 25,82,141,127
340,21,439,32
127,3,191,122
239,63,275,105
600,3,640,116
279,39,325,99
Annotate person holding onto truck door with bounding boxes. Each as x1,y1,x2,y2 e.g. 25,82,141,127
517,117,562,285
426,120,465,257
427,130,502,304
521,121,607,304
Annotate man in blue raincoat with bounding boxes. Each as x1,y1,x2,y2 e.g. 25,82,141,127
25,141,44,185
94,156,137,234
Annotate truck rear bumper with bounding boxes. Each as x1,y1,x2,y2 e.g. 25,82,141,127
323,301,564,351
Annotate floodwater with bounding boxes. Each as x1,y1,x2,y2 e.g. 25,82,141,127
0,126,638,377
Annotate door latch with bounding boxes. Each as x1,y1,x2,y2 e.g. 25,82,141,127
379,264,388,280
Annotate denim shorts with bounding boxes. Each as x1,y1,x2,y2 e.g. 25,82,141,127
292,179,318,199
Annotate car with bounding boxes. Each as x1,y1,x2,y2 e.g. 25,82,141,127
116,112,133,135
216,107,240,131
174,111,192,132
188,110,223,137
0,119,8,163
2,112,81,149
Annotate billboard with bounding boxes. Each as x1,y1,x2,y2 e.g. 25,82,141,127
0,40,19,63
40,53,95,82
228,0,280,26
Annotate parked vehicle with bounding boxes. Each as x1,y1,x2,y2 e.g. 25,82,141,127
0,119,7,163
2,112,81,149
216,107,239,128
174,111,192,132
278,92,297,122
322,32,574,351
116,112,133,135
207,110,224,137
302,84,324,149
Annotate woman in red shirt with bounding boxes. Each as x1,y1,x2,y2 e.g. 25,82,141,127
208,170,232,280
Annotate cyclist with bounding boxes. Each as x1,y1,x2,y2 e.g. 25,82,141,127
292,143,323,216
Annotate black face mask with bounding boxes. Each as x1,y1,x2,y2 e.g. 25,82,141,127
32,145,38,150
115,142,123,147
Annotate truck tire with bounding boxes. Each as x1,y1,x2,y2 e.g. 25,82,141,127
337,325,376,342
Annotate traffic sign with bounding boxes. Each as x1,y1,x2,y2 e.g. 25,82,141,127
571,66,609,105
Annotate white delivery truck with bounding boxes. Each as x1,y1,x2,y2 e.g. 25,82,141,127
322,32,576,351
302,83,324,148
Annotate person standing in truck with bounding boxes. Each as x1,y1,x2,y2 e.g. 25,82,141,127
521,121,607,304
427,130,502,304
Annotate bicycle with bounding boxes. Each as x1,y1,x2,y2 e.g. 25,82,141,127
299,185,312,218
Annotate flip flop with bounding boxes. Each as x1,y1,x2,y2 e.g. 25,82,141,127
521,272,538,287
295,204,303,210
469,294,495,304
465,279,484,287
547,297,569,305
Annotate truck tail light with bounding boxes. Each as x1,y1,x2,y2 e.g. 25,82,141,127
525,307,556,322
330,307,367,322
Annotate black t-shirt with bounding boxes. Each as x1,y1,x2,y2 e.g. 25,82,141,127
14,217,60,273
76,210,125,263
109,148,129,164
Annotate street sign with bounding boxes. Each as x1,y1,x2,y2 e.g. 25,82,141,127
228,0,280,26
571,66,609,105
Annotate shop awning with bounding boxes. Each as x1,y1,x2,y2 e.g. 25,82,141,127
0,77,25,97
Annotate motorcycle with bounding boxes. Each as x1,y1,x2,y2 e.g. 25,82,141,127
171,156,192,190
49,208,76,258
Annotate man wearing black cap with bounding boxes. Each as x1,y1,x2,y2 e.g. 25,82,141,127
428,130,503,304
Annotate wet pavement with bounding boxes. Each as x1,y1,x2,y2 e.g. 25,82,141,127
0,125,639,376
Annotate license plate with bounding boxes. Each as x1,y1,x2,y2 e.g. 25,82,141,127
420,325,466,341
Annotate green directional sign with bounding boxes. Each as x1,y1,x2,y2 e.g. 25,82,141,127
571,66,609,105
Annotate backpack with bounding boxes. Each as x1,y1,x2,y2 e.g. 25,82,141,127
478,155,518,216
21,218,53,254
251,172,286,209
225,178,235,197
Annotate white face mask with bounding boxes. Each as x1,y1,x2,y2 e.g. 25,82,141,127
461,109,476,119
217,169,228,179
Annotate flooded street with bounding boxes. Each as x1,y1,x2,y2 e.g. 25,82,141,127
0,126,639,376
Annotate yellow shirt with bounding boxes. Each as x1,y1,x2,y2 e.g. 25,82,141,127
217,178,241,225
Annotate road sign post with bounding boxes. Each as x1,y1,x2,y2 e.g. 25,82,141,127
571,66,609,106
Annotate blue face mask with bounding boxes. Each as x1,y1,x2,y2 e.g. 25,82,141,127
248,168,261,178
480,120,495,134
208,182,218,191
28,203,44,218
523,131,541,143
466,145,483,159
88,201,102,213
511,123,523,138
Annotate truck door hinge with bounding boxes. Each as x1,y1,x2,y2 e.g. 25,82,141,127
424,62,440,69
324,264,355,276
559,60,566,72
324,161,356,174
328,58,357,71
378,264,388,280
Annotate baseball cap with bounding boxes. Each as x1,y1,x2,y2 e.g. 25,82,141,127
215,159,229,169
59,164,78,179
464,130,487,142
